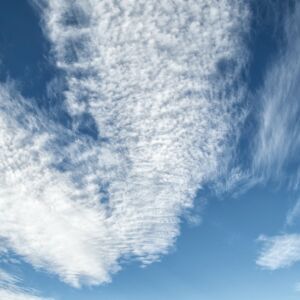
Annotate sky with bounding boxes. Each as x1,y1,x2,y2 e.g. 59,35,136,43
0,0,300,299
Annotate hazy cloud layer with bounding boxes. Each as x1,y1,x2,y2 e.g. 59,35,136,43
0,0,250,287
286,198,300,227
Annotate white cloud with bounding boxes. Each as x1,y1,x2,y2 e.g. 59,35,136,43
0,269,18,286
0,291,49,300
295,282,300,292
0,268,52,300
252,3,300,185
1,0,249,287
255,2,300,274
0,83,119,287
257,234,300,270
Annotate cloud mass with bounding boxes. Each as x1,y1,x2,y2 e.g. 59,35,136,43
0,0,249,287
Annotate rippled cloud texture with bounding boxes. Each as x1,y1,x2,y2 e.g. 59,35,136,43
0,0,250,288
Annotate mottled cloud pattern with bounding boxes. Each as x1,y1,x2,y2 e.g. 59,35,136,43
1,0,249,287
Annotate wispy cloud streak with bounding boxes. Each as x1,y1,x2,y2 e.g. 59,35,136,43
252,2,300,186
256,2,300,271
257,234,300,270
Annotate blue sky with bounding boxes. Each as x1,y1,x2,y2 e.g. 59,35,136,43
0,1,300,299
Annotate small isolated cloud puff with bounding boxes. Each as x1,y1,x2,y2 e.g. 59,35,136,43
1,0,249,287
257,234,300,270
255,1,300,275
